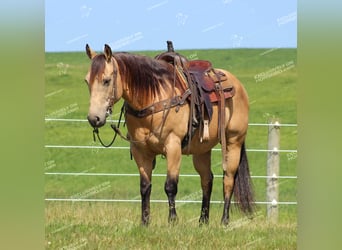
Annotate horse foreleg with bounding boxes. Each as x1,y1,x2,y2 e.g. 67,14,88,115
164,174,178,224
164,138,182,224
140,174,152,226
131,146,154,226
221,142,241,226
193,151,213,225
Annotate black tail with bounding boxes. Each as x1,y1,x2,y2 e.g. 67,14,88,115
233,142,255,215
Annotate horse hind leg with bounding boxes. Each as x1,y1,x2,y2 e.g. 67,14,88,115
221,142,254,225
221,142,240,225
193,151,214,225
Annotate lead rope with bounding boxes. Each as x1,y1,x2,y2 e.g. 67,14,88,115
92,103,125,147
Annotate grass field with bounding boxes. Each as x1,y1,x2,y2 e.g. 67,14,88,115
45,48,297,249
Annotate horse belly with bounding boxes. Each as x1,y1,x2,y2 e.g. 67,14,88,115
182,138,219,155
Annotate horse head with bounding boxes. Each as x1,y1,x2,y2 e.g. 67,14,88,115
85,44,123,128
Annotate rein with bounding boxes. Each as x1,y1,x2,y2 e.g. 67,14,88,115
92,103,126,147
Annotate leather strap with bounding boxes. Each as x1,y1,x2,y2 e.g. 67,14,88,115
214,73,228,172
125,89,191,118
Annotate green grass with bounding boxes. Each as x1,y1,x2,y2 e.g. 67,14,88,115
45,48,297,249
45,203,296,250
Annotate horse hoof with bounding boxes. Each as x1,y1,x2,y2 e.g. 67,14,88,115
168,216,178,225
141,219,150,227
199,217,209,226
221,218,229,226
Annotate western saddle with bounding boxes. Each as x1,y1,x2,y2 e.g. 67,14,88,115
155,41,235,150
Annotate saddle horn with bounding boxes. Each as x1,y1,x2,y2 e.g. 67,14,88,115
167,40,174,52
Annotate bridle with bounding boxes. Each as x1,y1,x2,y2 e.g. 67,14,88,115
105,58,118,117
92,57,124,148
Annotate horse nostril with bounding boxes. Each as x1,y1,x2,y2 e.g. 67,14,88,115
88,115,99,127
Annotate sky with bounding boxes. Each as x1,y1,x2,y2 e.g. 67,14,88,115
45,0,297,52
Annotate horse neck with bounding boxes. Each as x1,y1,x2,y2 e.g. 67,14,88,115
114,54,178,110
122,81,173,111
115,68,145,110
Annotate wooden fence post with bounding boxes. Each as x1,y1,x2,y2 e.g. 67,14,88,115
266,118,280,223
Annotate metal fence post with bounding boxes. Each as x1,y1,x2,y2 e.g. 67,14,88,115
266,118,280,223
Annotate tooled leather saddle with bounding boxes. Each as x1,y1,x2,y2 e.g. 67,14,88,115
156,41,235,148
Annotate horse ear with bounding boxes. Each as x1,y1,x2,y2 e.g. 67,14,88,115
86,44,97,59
104,44,112,62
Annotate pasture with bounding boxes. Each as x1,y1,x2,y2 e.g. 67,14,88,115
45,48,297,249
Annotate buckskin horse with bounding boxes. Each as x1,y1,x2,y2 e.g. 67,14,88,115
84,43,254,226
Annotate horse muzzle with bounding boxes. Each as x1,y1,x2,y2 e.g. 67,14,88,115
87,113,106,128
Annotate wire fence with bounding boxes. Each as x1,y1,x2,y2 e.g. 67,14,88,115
45,118,297,206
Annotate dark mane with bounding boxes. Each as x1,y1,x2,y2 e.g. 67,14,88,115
89,54,106,84
113,53,174,104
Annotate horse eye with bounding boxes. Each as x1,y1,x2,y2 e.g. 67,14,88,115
103,78,111,86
